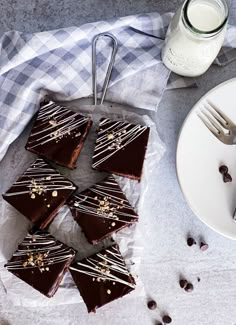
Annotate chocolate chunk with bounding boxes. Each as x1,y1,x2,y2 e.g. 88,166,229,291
179,279,188,289
162,315,172,324
187,237,196,246
68,175,138,244
70,244,135,313
4,229,76,297
2,158,77,229
200,242,209,251
25,100,92,169
223,173,232,183
219,165,228,174
185,283,194,292
147,300,157,310
92,118,150,181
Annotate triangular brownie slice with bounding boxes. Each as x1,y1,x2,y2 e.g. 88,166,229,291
70,244,135,312
68,175,138,244
2,158,77,228
5,229,76,298
25,100,92,169
92,118,150,180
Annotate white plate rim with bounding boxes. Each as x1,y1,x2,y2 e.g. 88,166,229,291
176,77,236,240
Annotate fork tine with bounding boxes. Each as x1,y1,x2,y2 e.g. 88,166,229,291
198,113,221,139
206,101,234,126
201,110,225,134
204,106,230,130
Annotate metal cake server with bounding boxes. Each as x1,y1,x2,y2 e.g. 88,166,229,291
92,32,118,105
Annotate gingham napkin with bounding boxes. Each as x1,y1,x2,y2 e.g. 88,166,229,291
0,11,236,162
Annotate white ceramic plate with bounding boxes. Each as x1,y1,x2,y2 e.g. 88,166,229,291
176,78,236,240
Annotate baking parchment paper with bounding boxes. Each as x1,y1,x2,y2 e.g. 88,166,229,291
0,101,165,307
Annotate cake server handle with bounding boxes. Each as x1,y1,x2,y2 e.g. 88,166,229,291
92,32,118,105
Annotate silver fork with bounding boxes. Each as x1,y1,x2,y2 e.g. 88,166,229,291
198,101,236,145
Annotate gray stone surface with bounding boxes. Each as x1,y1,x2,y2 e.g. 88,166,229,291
1,1,236,325
0,0,182,34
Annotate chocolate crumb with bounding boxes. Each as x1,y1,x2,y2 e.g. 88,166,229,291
185,283,194,292
162,315,172,324
179,279,188,289
197,277,201,282
200,242,209,251
187,237,196,246
223,173,232,183
147,300,157,310
219,165,228,174
155,322,162,325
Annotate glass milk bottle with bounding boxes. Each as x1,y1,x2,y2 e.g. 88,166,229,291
161,0,228,77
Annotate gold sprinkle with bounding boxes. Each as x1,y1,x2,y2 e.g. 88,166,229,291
31,193,36,199
75,132,81,137
28,256,34,262
113,282,116,285
96,277,101,282
107,133,114,140
45,267,49,271
22,261,28,267
111,222,116,227
107,289,111,294
49,120,57,126
46,176,51,180
47,204,50,208
52,190,58,197
92,278,95,281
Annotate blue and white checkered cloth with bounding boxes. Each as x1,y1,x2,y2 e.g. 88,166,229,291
0,11,236,161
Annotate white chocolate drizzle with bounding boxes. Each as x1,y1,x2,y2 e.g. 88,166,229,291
70,245,135,288
27,101,90,148
5,231,76,271
70,176,138,224
3,158,76,197
92,119,148,168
